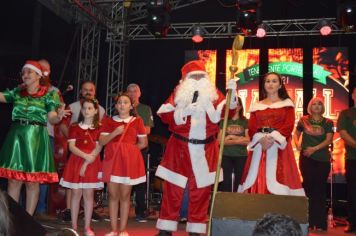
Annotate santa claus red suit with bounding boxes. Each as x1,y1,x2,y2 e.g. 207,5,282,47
155,60,237,235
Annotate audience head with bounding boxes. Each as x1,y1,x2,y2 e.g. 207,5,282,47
252,213,302,236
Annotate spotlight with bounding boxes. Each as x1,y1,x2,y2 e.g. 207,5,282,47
236,0,262,35
256,23,266,38
192,25,204,43
146,0,171,37
337,0,356,31
319,19,332,36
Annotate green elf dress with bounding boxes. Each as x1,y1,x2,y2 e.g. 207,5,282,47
0,86,60,183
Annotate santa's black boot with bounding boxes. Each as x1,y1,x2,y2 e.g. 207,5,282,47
188,233,200,236
155,230,172,236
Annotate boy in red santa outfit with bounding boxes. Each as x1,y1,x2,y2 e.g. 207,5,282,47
155,60,237,236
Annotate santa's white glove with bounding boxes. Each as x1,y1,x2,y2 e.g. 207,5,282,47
182,103,197,116
226,79,237,90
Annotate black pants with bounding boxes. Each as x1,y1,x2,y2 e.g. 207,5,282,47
299,156,330,229
219,155,247,192
133,148,148,217
346,159,356,226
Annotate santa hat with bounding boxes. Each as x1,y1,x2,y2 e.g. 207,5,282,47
42,68,50,77
22,60,43,76
181,60,207,79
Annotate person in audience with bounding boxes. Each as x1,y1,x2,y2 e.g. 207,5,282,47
252,213,302,236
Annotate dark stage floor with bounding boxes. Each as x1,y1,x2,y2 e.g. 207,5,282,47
36,208,353,236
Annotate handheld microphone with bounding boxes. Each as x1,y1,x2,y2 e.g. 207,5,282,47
192,91,199,103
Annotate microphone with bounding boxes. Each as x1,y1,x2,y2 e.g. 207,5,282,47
192,91,199,103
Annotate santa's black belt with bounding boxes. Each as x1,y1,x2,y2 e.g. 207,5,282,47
14,119,46,126
257,127,275,133
173,133,215,144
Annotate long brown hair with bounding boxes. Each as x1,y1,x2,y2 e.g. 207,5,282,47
77,98,101,128
260,72,291,100
236,96,247,120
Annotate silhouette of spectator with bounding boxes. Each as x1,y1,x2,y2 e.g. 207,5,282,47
252,213,302,236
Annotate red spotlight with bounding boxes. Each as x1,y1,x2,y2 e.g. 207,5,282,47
192,25,204,43
319,19,332,36
256,24,266,38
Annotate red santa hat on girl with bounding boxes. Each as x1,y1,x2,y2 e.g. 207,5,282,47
181,60,208,79
22,60,43,76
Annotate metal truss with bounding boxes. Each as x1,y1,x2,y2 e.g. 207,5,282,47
106,41,128,115
128,0,207,22
105,1,129,116
76,23,101,99
127,18,356,40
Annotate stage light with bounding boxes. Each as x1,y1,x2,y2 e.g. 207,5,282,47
319,19,332,36
146,0,171,37
192,25,204,43
337,0,356,31
236,0,262,36
256,23,266,38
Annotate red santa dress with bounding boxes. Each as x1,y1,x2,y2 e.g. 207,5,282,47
60,123,103,189
155,89,234,234
238,99,305,196
100,116,146,185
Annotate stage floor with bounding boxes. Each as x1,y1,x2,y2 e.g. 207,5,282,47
37,208,352,236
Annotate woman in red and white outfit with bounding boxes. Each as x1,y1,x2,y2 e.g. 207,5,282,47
60,98,103,236
99,93,147,236
238,72,305,196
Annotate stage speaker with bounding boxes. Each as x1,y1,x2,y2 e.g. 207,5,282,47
4,192,46,236
211,192,308,236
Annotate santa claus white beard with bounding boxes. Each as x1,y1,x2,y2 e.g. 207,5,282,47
174,76,218,108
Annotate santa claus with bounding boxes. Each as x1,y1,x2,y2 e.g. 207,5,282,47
155,60,237,236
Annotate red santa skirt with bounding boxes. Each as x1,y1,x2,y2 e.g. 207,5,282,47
102,142,146,185
60,153,103,189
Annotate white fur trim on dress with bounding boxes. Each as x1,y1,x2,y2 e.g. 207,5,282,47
157,103,175,115
110,175,146,185
59,178,104,189
155,165,188,188
238,131,305,196
249,98,294,113
186,222,207,234
156,219,178,231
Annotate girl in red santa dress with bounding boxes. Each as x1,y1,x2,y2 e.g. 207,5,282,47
99,93,147,236
238,72,305,196
60,98,103,236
